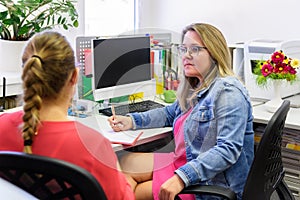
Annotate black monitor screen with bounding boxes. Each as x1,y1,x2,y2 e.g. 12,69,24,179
93,36,151,91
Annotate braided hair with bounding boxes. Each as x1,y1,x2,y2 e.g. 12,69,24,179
21,31,75,153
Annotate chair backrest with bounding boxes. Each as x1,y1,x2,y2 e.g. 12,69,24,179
242,100,293,200
0,151,107,200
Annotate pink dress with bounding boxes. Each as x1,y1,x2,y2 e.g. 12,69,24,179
153,109,195,200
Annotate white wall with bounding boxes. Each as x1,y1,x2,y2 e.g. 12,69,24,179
56,1,85,49
137,0,300,44
85,0,135,36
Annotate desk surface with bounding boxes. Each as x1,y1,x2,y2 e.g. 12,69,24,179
0,71,22,97
252,103,300,130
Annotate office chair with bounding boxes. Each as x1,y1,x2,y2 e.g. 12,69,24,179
0,151,107,200
177,100,295,200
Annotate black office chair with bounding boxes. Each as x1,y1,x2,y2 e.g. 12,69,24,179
0,151,107,200
177,100,295,200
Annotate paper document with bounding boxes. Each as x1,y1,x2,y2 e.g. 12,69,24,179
73,115,172,146
103,129,144,146
95,116,145,145
75,115,144,145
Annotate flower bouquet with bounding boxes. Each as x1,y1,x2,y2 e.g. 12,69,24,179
254,50,300,112
254,50,300,86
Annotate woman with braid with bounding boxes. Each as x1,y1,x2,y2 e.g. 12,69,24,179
0,31,134,200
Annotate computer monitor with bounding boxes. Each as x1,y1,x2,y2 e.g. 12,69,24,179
91,36,156,102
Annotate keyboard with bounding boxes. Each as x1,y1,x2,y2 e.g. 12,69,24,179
99,100,165,116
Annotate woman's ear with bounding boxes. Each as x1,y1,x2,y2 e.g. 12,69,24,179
70,68,79,85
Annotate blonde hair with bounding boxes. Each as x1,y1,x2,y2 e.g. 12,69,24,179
21,31,75,153
177,23,234,111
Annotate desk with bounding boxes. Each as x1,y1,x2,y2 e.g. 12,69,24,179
0,71,22,97
253,103,300,130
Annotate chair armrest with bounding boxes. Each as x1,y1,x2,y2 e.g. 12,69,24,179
177,185,237,200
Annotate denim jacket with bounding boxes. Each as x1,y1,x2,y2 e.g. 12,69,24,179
129,76,254,200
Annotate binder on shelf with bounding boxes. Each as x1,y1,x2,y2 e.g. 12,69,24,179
147,32,179,93
161,49,166,89
152,47,179,93
152,49,164,94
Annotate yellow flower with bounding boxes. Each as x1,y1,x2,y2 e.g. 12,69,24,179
291,59,300,68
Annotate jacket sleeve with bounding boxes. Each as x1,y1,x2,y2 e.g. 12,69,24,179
129,101,180,129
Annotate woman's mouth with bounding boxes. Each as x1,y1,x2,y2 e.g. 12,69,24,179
184,63,193,68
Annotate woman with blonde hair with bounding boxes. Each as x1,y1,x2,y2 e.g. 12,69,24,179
109,23,254,200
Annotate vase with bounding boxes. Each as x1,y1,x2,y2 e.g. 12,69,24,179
264,80,284,112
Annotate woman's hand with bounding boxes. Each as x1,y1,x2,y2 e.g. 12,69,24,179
107,115,133,132
159,174,185,200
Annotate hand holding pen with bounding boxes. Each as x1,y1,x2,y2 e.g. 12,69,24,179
108,105,133,132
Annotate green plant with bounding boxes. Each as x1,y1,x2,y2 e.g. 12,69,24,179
0,0,79,41
253,50,300,86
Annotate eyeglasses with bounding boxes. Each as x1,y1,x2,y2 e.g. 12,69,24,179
177,45,207,56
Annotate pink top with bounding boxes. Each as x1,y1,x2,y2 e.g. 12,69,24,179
153,109,195,200
0,111,134,200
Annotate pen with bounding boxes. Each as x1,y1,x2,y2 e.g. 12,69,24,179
111,105,116,120
111,105,124,128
